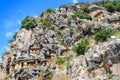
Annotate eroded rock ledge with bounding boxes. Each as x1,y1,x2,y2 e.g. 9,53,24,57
0,3,120,80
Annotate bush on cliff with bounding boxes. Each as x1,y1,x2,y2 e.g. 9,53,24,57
56,58,66,65
72,39,89,56
94,29,113,43
21,16,37,30
105,3,115,12
73,11,92,20
46,8,55,13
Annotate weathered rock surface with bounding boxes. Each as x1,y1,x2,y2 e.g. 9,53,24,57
68,37,120,80
1,3,120,80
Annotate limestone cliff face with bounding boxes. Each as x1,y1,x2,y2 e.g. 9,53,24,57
1,2,120,80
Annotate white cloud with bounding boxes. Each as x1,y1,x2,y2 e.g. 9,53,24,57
73,0,78,3
6,32,13,37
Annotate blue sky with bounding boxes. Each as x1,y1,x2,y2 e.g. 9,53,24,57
0,0,91,59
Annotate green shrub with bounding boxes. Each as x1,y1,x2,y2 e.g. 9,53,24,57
100,0,106,7
13,32,18,39
56,58,66,65
105,3,115,12
66,54,73,61
60,5,67,8
9,32,18,43
9,39,14,43
93,1,101,6
40,18,49,25
46,8,54,13
72,39,89,55
115,2,120,11
82,3,90,13
67,20,71,27
40,18,52,29
56,30,62,37
75,2,84,5
39,70,45,75
73,11,92,20
21,16,37,29
49,26,55,30
46,72,55,80
94,29,113,43
107,74,112,79
97,78,101,80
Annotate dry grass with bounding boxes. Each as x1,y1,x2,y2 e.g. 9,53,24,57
37,75,42,80
0,78,8,80
55,73,71,80
88,36,96,46
113,31,120,37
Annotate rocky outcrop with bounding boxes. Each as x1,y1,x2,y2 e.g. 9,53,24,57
105,37,120,63
1,2,120,80
68,37,120,80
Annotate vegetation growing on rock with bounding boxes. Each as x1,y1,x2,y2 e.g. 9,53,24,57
21,16,37,29
1,1,120,80
72,39,89,55
94,29,113,43
105,3,115,12
72,11,92,20
56,58,66,65
46,8,55,13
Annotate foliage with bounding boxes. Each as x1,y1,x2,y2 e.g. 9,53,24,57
12,32,17,39
40,18,53,29
8,32,18,43
82,2,90,13
75,2,85,5
66,61,70,70
73,11,92,20
72,39,89,55
56,30,62,37
60,5,67,8
66,54,73,61
39,70,46,75
9,39,14,43
113,31,120,37
115,2,120,11
94,29,113,43
105,3,115,12
56,58,66,65
75,2,90,13
40,18,49,25
67,20,73,37
93,1,101,6
97,78,101,80
100,0,106,7
46,8,55,13
49,26,55,30
107,74,112,79
21,16,37,29
67,20,71,27
39,70,54,80
46,72,55,80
